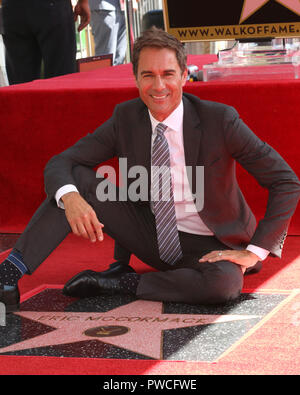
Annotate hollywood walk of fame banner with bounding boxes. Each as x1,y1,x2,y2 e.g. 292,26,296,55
162,0,300,41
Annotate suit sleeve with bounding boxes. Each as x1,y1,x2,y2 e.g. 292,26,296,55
44,105,120,200
223,106,300,257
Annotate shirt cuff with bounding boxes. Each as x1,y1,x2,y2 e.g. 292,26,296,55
55,184,79,209
246,244,270,261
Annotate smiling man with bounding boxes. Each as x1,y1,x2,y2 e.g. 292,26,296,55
135,46,187,121
1,28,299,312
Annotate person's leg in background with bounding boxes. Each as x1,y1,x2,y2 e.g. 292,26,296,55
113,8,127,65
2,0,77,85
90,9,126,65
2,0,42,84
36,0,77,78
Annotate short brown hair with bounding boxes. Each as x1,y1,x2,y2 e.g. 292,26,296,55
132,27,187,78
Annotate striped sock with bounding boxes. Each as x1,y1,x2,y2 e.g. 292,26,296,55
0,250,27,287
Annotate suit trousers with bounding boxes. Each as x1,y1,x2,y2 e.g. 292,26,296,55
14,165,244,304
2,0,76,85
90,9,126,65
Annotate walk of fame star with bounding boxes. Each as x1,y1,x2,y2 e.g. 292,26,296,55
0,288,289,361
0,300,257,359
240,0,300,23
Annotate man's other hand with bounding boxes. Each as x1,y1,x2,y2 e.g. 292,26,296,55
199,250,259,274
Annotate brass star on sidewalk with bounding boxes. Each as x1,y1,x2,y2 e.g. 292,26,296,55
0,300,257,359
240,0,300,23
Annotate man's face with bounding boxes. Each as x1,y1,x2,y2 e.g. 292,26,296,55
135,47,187,121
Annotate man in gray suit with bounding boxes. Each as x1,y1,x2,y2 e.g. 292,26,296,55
89,0,127,65
1,28,300,312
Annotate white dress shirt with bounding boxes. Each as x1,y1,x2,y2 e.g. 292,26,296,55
55,101,269,260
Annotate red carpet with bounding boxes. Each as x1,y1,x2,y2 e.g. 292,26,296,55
0,234,299,375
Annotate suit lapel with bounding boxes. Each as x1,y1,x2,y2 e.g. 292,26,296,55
182,95,203,194
131,101,153,196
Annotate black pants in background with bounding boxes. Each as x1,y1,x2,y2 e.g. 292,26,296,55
2,0,76,85
14,165,244,305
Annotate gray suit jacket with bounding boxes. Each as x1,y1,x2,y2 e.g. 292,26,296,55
44,93,300,258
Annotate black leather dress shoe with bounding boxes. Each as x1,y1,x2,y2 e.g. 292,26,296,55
98,262,136,277
63,264,135,298
0,285,20,313
245,261,263,275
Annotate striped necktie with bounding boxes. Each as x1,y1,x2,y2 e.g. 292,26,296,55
152,123,183,265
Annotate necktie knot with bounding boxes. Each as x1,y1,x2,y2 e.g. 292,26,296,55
155,123,168,137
